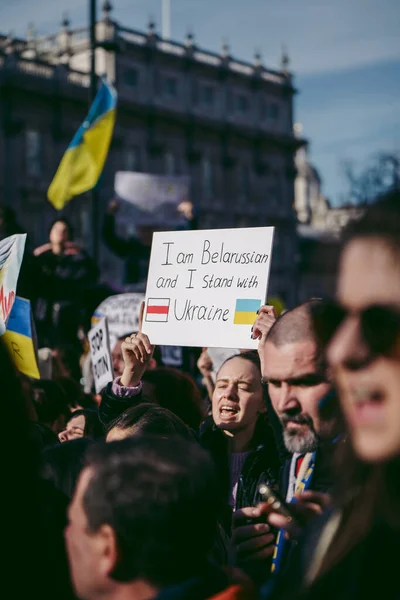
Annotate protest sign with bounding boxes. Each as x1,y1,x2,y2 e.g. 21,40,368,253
142,227,274,349
2,296,40,379
92,293,144,350
208,347,241,382
115,171,189,228
88,317,113,394
0,234,27,335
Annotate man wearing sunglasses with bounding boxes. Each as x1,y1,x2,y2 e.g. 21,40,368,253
233,302,340,579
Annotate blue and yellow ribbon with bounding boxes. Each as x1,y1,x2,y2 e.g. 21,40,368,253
271,452,316,574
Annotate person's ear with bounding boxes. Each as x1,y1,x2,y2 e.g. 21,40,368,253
96,524,119,579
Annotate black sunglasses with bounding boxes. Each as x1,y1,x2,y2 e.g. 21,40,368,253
311,299,400,356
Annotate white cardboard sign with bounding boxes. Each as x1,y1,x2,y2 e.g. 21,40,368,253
92,293,145,351
88,318,113,394
142,227,274,348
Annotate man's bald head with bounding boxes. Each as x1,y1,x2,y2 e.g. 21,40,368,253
260,301,335,453
264,301,320,349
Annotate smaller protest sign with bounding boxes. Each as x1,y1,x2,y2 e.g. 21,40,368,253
92,293,145,351
2,296,40,379
88,317,113,394
115,171,189,228
0,234,27,334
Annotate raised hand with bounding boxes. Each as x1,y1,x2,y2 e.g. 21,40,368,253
120,301,155,387
252,305,278,341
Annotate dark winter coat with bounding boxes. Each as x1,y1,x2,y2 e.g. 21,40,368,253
102,213,198,286
33,243,98,345
200,416,281,516
262,509,400,600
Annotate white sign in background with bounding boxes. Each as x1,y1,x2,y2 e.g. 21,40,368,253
142,227,274,349
88,317,113,394
114,171,189,229
208,347,241,382
92,293,145,351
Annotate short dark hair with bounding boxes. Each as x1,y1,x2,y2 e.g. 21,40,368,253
49,217,73,239
31,379,70,425
218,350,260,375
41,437,94,499
265,300,321,348
67,409,104,439
82,437,219,586
142,367,205,429
107,403,196,441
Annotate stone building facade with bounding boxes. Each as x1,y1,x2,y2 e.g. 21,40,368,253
0,7,304,304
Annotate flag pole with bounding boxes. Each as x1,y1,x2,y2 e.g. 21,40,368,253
89,0,98,261
162,0,171,40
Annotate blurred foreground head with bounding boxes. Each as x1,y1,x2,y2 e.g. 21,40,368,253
106,403,196,442
326,190,400,463
65,436,219,599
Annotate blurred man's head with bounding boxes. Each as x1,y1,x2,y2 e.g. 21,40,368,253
65,437,219,600
260,302,335,453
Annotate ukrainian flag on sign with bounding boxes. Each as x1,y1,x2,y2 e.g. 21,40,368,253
48,79,117,210
234,299,262,325
2,297,40,379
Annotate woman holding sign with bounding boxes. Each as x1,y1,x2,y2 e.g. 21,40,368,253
101,328,280,512
200,352,281,519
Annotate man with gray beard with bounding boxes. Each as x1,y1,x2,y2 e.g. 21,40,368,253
233,302,340,578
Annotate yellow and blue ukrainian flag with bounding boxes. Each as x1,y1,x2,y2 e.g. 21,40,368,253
48,79,117,210
2,296,40,379
233,299,262,325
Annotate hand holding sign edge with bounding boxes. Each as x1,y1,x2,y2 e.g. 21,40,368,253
120,301,155,387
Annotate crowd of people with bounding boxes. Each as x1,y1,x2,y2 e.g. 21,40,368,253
2,190,400,599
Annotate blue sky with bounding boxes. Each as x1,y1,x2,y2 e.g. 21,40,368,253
1,0,399,205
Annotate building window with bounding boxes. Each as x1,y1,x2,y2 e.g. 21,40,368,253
239,166,251,201
225,89,233,113
259,98,267,120
165,152,176,175
273,230,281,263
125,147,140,172
26,130,42,177
123,68,139,88
269,170,282,205
201,85,215,107
192,81,198,105
202,158,214,199
153,69,161,95
260,100,280,122
269,103,279,120
164,76,178,98
236,94,249,113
